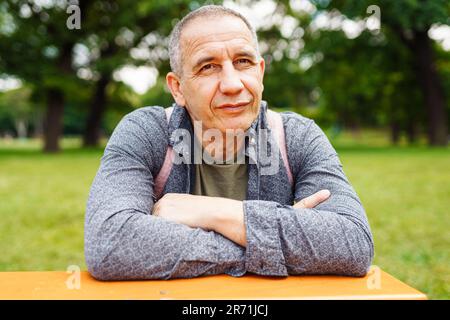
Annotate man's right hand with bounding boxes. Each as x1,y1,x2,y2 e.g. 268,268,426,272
293,189,331,209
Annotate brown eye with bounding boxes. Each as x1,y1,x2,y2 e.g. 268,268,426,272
200,64,215,72
235,59,251,65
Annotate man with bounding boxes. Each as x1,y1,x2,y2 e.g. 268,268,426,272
85,5,374,280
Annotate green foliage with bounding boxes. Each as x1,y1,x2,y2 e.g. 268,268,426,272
0,0,449,144
263,0,450,141
140,76,177,108
326,0,450,30
0,0,82,91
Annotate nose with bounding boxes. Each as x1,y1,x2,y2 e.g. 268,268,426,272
219,62,244,95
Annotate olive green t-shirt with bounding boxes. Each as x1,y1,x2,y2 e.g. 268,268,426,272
193,160,248,201
192,135,249,203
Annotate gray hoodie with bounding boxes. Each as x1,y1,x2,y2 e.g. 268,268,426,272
84,101,374,280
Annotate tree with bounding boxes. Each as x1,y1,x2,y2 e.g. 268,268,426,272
323,0,450,145
78,0,192,147
0,0,86,152
0,0,195,150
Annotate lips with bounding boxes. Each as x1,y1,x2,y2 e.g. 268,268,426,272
216,101,250,111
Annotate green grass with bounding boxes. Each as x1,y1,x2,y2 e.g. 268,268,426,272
0,140,102,271
0,135,449,299
338,147,449,300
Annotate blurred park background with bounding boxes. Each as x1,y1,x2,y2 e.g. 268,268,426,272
0,0,449,299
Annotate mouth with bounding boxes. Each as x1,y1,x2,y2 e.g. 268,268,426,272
216,101,250,113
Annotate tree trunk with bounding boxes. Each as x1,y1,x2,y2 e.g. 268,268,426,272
83,73,110,147
412,30,448,146
40,40,73,152
43,89,64,153
390,121,401,145
406,121,417,144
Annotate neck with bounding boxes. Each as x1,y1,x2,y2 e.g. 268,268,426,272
194,128,247,164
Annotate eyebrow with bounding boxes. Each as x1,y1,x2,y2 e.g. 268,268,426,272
193,56,216,71
192,50,257,71
235,50,257,61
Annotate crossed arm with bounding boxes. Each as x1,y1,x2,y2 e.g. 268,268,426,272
152,190,332,247
84,110,374,280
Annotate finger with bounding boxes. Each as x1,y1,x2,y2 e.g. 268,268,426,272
294,189,331,209
152,200,161,216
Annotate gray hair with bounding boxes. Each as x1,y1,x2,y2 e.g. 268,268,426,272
168,5,260,76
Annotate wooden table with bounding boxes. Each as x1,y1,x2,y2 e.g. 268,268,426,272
0,267,427,300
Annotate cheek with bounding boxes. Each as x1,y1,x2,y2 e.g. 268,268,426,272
184,80,218,118
193,79,218,106
241,72,264,97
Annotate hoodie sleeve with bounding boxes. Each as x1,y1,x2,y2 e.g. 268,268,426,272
242,114,374,277
84,108,246,280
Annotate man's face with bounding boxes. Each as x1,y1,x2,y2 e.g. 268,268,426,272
167,15,265,134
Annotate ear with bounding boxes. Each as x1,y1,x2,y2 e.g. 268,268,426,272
258,56,265,75
166,72,186,106
258,57,265,92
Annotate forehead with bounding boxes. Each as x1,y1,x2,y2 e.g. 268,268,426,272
180,15,256,62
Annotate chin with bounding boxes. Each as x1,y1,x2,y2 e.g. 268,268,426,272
220,118,252,133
